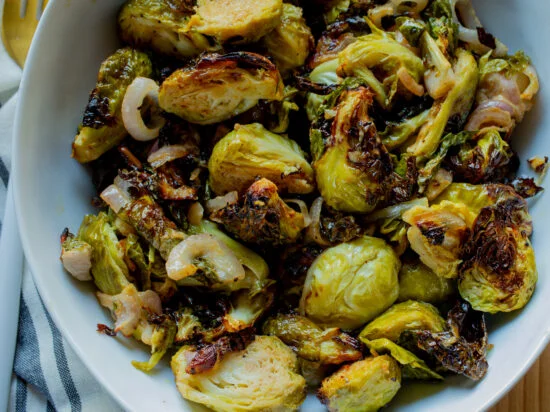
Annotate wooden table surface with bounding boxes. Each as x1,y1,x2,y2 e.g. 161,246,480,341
491,344,550,412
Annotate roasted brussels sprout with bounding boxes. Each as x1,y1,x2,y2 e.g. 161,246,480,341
76,212,130,295
362,338,443,380
305,59,342,121
380,109,430,150
311,86,395,213
171,335,306,411
300,236,400,330
466,51,539,135
210,178,308,246
337,21,425,108
402,201,472,278
403,300,488,381
408,49,478,158
118,0,218,58
208,123,315,195
359,301,445,342
459,186,536,313
72,48,152,163
398,261,456,303
318,355,401,412
159,52,284,125
262,4,313,75
447,128,516,184
188,0,283,44
263,314,363,365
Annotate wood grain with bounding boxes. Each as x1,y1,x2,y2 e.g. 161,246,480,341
491,344,550,412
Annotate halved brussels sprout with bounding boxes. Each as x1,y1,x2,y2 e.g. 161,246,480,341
208,123,314,195
171,335,306,411
210,178,308,246
300,236,400,330
77,212,130,295
263,314,363,365
362,338,443,380
408,48,478,158
398,261,456,303
338,21,425,108
359,301,446,342
159,52,283,125
262,4,313,75
72,48,152,163
118,0,218,58
188,0,283,44
318,355,401,412
402,201,472,278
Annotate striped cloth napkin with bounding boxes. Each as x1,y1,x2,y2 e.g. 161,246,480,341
0,4,122,410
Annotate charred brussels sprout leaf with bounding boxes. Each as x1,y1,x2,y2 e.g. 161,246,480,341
359,301,446,342
362,338,443,381
300,236,400,330
188,0,283,44
171,336,306,411
118,0,218,58
210,178,308,246
132,314,177,372
208,123,315,195
77,212,130,295
263,314,362,365
318,355,402,412
396,17,426,47
159,52,284,125
262,4,314,75
72,48,152,163
398,261,456,303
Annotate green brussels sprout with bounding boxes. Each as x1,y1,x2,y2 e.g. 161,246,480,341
447,128,516,184
300,236,400,330
396,17,426,47
362,338,443,380
132,313,177,372
262,4,313,75
398,261,456,303
187,0,283,44
76,212,130,295
222,290,274,333
380,109,430,150
466,51,539,135
312,86,394,213
171,336,306,412
318,355,401,412
359,301,446,342
208,123,315,195
118,0,218,58
262,314,363,365
72,48,152,163
159,52,284,125
323,0,350,24
402,201,472,278
408,48,479,158
60,229,93,282
338,20,425,108
210,178,308,246
305,59,341,121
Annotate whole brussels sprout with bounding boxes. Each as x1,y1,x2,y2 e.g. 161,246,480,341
318,355,401,412
262,314,363,365
188,0,283,44
262,4,314,75
72,48,152,163
362,338,443,380
311,86,395,213
171,335,306,412
159,52,284,125
398,261,456,303
118,0,218,58
208,123,315,195
210,178,309,246
408,48,479,158
337,20,425,108
300,236,400,330
359,301,446,342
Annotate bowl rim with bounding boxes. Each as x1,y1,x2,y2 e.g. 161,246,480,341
11,0,550,410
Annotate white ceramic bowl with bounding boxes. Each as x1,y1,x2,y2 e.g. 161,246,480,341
13,0,550,410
